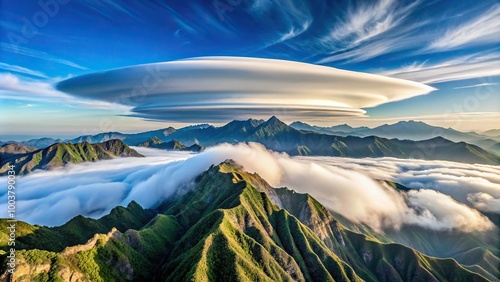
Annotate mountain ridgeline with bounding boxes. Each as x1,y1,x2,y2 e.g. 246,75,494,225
0,139,143,175
0,161,490,281
1,117,499,165
290,120,500,155
126,117,498,165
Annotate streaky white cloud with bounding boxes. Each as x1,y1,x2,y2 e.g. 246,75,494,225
379,53,500,84
266,0,313,45
454,82,499,89
271,20,312,47
429,5,500,50
56,56,435,123
327,0,397,45
78,0,141,21
317,1,426,64
0,143,492,233
0,43,88,70
0,63,47,78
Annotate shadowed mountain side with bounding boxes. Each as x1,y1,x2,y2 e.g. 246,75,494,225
138,137,205,152
0,143,37,161
290,120,500,152
0,144,37,155
152,117,499,165
5,117,498,165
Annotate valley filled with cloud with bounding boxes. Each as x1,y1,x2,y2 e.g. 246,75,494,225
2,143,496,234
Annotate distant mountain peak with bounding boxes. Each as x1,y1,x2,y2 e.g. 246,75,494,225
290,121,307,126
330,123,354,130
138,136,164,147
149,136,163,142
263,115,286,125
395,120,426,125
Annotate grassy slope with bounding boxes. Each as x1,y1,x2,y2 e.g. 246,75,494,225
0,139,143,175
159,162,361,282
0,201,155,254
0,161,491,281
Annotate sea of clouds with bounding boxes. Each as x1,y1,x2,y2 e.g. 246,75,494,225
0,143,497,233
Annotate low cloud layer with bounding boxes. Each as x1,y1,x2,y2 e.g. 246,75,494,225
0,144,494,233
296,156,500,216
56,57,435,123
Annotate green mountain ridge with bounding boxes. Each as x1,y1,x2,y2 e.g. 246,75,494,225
0,161,490,281
0,139,143,176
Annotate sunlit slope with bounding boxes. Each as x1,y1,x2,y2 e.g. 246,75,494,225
0,161,490,281
0,139,143,175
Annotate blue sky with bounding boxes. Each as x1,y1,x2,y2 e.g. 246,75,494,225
0,0,499,139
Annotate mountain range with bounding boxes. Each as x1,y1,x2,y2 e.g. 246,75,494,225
1,117,499,166
290,120,500,155
0,139,143,176
131,116,499,165
0,161,493,281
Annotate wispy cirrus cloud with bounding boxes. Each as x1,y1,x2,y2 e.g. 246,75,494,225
326,0,398,46
0,62,47,78
454,82,499,89
0,43,88,70
378,53,500,84
248,0,313,50
429,4,500,51
317,0,425,64
315,2,500,65
78,0,141,21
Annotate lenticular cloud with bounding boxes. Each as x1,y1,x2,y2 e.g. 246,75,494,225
0,143,494,233
56,57,435,122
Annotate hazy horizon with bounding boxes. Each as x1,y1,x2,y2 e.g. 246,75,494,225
1,117,499,142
